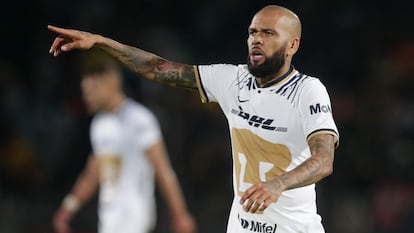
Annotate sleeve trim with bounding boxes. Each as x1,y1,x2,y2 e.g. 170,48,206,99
194,65,209,103
307,128,339,148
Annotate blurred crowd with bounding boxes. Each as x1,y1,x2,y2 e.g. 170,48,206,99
0,0,413,233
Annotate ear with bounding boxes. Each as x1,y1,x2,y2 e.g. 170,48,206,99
286,37,300,57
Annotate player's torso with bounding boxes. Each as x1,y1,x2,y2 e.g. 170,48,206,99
92,101,154,205
221,68,312,192
220,68,323,230
92,100,157,231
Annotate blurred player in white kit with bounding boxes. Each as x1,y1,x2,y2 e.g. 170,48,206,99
53,49,196,233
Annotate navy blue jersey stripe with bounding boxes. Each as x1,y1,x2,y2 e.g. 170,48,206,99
287,75,309,102
275,73,303,94
306,128,338,140
236,70,254,90
278,74,304,96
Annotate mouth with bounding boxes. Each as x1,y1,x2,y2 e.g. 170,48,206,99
249,48,265,63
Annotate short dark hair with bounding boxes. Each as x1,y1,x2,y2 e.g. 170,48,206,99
79,48,121,75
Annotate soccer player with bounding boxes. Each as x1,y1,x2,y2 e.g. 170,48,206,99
52,50,196,233
49,4,339,233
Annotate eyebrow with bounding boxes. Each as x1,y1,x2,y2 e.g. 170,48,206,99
248,27,279,35
248,27,257,32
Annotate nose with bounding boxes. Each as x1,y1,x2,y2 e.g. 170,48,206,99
249,33,263,46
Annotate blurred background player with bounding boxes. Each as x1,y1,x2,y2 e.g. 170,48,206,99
52,49,196,233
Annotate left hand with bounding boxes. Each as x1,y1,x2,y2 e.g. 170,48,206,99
171,212,197,233
240,179,285,213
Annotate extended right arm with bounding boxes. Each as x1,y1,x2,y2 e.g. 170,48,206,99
48,25,198,90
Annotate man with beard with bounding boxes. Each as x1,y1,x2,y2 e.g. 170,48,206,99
48,5,339,233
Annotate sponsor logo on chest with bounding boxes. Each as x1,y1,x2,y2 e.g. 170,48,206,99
231,107,287,132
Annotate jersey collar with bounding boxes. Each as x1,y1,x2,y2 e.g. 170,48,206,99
255,65,295,88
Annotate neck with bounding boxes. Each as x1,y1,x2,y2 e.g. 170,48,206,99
256,64,293,87
105,93,125,112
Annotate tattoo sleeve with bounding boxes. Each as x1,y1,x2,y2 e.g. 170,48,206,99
97,39,198,90
276,134,335,190
153,60,198,89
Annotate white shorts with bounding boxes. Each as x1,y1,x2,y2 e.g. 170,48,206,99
227,215,325,233
98,204,154,233
226,200,325,233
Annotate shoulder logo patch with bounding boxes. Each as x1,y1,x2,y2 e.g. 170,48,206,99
310,103,331,115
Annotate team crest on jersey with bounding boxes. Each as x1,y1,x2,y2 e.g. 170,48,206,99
238,214,277,233
231,107,287,132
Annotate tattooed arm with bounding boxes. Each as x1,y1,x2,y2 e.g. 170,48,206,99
99,43,198,90
48,25,198,90
279,133,335,189
240,133,335,213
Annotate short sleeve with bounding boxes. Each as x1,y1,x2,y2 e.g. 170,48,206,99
298,79,339,147
196,64,239,103
90,116,123,155
135,110,162,150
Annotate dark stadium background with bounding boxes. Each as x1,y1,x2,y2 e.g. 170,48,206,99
1,0,413,232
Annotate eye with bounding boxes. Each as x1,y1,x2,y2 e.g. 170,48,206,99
248,30,257,36
264,30,274,36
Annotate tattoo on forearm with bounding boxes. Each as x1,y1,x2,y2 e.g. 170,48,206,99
100,43,197,89
155,70,180,80
101,44,152,73
154,65,197,89
279,134,334,190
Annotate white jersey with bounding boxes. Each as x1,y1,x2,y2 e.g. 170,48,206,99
90,99,162,233
196,64,339,233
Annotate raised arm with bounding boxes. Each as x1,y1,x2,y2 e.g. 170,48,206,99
240,134,335,213
48,25,198,90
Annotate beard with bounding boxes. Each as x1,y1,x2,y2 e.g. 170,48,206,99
247,45,286,78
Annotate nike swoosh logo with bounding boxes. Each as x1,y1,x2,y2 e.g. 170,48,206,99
238,96,249,103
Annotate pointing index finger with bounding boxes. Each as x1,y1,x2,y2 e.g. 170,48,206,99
47,25,78,38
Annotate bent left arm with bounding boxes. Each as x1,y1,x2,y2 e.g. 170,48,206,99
279,133,335,189
240,134,335,213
